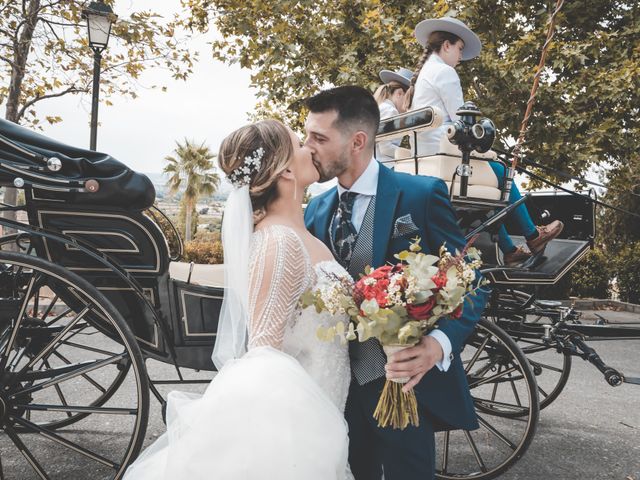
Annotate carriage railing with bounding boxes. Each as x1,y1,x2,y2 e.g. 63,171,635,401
0,154,101,195
375,103,514,209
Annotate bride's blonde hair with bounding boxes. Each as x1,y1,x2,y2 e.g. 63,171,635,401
218,120,293,223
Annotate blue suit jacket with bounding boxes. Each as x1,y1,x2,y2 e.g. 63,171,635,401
304,162,488,430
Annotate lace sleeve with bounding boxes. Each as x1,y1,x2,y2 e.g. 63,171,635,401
247,225,311,349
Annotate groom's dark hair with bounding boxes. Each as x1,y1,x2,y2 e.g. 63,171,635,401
305,86,380,148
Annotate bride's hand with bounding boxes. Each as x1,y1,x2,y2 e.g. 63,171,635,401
384,336,444,393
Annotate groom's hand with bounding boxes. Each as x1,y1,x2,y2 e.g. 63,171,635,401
385,336,444,393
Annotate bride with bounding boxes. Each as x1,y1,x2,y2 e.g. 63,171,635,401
124,119,353,479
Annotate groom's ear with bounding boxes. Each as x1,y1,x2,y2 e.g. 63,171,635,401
351,130,369,154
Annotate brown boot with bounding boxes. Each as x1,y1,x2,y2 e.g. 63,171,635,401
526,220,564,254
503,245,532,266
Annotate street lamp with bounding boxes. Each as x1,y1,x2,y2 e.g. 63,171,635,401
82,1,117,151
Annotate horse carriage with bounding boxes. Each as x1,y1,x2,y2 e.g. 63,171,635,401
0,103,637,480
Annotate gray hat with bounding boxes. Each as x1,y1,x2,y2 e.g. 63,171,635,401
379,67,413,87
414,17,481,61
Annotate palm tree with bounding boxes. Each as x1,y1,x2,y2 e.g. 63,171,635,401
164,139,220,242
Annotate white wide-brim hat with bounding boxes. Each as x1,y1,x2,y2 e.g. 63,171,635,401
414,17,481,61
379,67,413,88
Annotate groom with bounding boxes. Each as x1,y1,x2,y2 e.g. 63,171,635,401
303,86,488,480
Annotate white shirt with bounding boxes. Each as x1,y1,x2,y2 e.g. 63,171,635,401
376,100,401,164
410,53,464,156
336,158,452,371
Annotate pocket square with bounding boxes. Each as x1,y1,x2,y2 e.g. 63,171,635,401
392,214,420,238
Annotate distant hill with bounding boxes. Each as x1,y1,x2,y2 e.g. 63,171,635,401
142,172,334,202
142,172,233,200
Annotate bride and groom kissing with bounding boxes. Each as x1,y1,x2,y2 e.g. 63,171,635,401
124,86,488,480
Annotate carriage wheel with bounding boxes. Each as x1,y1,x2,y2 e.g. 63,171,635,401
0,233,137,429
493,289,572,411
511,332,571,411
435,318,539,480
0,251,149,479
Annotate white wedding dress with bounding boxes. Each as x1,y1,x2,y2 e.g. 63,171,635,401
124,225,353,480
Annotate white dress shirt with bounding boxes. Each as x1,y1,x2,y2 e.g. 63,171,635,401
410,53,464,157
337,158,453,371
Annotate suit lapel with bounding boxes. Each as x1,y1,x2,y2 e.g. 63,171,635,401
313,187,338,248
372,164,400,268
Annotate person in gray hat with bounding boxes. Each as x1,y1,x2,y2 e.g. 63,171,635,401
373,67,412,164
374,67,413,119
403,17,563,266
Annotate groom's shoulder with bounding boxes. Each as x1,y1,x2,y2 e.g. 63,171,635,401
305,186,336,215
388,169,448,197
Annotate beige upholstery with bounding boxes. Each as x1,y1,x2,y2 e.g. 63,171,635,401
169,261,225,287
392,136,502,200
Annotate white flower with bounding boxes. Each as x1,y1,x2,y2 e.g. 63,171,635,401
228,147,265,187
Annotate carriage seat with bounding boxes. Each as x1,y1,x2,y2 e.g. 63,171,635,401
392,136,502,200
169,261,225,287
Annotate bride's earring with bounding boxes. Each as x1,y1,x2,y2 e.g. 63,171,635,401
293,175,298,201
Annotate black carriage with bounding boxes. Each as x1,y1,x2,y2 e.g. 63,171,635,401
0,105,637,480
0,119,223,479
376,104,640,479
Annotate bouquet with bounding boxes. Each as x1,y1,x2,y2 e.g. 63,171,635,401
301,237,483,429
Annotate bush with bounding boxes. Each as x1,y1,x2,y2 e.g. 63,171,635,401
146,205,182,259
616,242,640,304
568,248,612,299
183,240,223,264
194,230,221,243
539,247,611,300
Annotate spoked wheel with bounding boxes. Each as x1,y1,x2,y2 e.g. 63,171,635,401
510,331,571,411
435,318,539,480
0,251,149,479
493,290,572,411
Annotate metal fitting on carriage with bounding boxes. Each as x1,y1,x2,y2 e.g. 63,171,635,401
13,177,24,188
47,157,62,172
84,179,100,193
543,324,552,341
456,164,473,177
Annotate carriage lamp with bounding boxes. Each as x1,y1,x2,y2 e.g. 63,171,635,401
446,102,496,154
446,102,497,198
82,1,117,151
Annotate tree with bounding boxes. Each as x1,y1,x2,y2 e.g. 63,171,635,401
177,200,199,241
164,138,219,242
185,0,639,242
0,0,196,218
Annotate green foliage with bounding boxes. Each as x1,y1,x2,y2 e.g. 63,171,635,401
616,242,640,304
164,138,220,241
599,167,640,253
185,0,639,172
0,0,196,126
183,240,224,264
539,247,612,299
145,204,182,259
568,248,612,299
185,0,639,245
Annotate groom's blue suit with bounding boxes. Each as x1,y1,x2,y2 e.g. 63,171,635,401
304,163,489,480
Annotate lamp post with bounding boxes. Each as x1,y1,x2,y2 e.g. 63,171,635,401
82,1,117,151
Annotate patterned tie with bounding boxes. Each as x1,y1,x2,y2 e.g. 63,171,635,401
334,191,358,267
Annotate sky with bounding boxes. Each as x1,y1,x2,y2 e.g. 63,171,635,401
28,1,260,175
